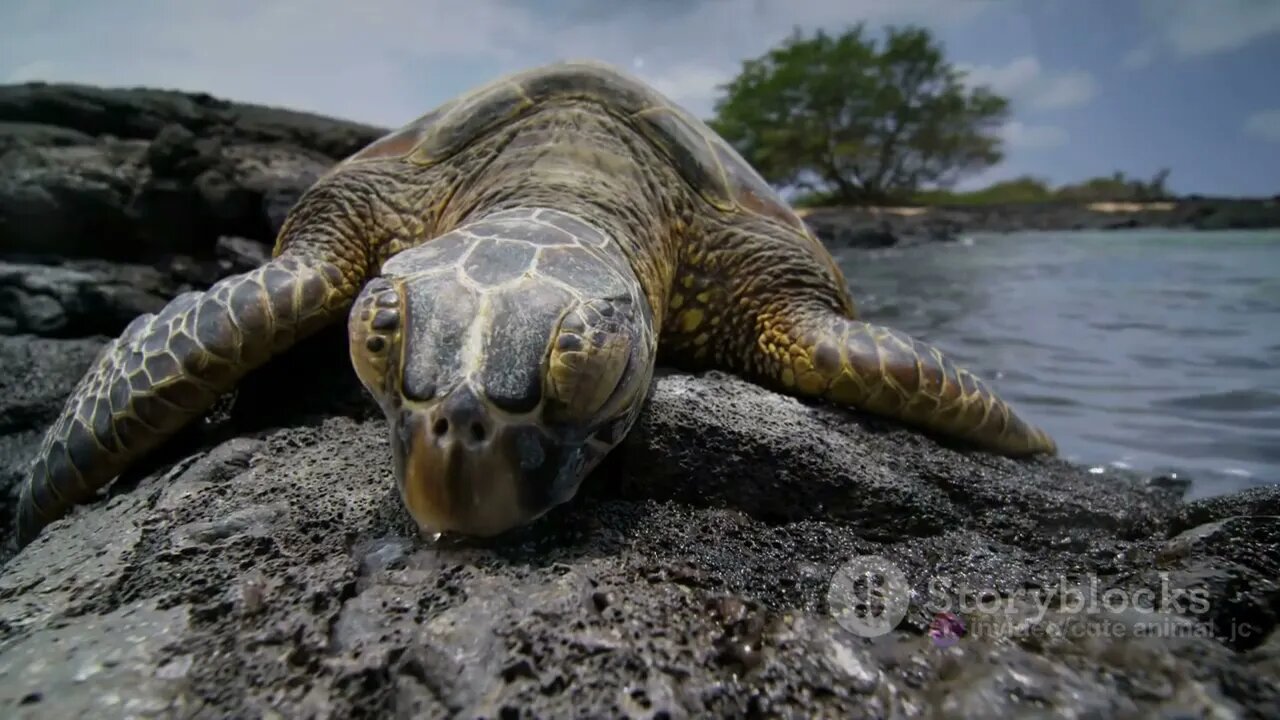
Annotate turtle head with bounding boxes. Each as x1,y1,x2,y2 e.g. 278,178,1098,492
348,216,654,538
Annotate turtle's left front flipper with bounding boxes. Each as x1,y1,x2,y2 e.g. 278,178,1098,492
16,253,357,547
754,310,1057,457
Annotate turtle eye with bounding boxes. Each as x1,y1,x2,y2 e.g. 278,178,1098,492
349,278,403,405
544,299,635,425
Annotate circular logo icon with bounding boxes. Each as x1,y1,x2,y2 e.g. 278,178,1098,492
827,555,910,637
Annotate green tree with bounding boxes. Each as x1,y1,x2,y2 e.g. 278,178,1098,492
709,24,1011,204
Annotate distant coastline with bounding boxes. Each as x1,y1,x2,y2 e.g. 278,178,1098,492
797,198,1280,248
1,80,1276,256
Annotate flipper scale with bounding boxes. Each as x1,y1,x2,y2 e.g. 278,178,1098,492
16,254,354,545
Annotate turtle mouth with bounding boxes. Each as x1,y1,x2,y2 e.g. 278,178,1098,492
391,385,576,537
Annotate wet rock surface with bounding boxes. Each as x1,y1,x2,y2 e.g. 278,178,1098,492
0,359,1276,718
0,80,1277,718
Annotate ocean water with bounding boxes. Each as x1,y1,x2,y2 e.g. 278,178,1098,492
832,229,1280,499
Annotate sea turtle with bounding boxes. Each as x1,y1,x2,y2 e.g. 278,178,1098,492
14,60,1056,548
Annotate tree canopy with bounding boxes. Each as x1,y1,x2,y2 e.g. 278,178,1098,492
708,24,1011,204
911,169,1175,206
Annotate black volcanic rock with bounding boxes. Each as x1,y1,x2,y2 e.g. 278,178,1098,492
0,259,186,336
802,209,963,248
0,80,379,264
0,80,1277,719
0,121,94,156
0,137,334,262
0,81,388,159
0,365,1275,718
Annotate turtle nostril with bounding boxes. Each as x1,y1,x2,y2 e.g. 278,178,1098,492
430,387,494,446
432,418,449,437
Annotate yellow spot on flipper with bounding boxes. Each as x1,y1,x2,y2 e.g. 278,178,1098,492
695,291,711,304
670,294,685,309
678,308,704,333
694,332,709,346
791,355,825,395
681,275,695,289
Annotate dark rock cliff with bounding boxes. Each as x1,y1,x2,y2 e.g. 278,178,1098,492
0,82,1276,718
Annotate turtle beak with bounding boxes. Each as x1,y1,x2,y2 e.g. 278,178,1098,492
392,385,562,537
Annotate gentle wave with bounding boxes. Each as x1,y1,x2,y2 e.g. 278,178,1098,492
838,228,1280,496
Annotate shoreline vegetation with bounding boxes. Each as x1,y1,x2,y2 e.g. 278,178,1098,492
705,24,1277,246
795,196,1280,248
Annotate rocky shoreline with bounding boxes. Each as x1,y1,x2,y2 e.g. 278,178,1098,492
799,198,1280,248
3,80,1278,264
0,81,1278,717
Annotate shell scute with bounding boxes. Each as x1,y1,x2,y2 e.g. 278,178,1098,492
410,82,534,166
708,138,807,232
633,106,733,211
345,100,457,163
344,59,806,230
518,61,656,115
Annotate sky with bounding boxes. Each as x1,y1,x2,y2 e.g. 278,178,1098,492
1,0,1278,196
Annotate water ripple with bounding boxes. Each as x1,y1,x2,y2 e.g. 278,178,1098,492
840,229,1280,497
1153,389,1280,413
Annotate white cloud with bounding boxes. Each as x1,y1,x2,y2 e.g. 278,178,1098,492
1125,0,1280,67
0,0,1000,125
961,56,1040,96
1029,71,1096,110
999,121,1068,150
960,56,1096,111
1243,109,1280,143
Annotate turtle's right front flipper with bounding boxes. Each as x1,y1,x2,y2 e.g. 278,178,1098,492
16,253,354,547
755,311,1057,457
